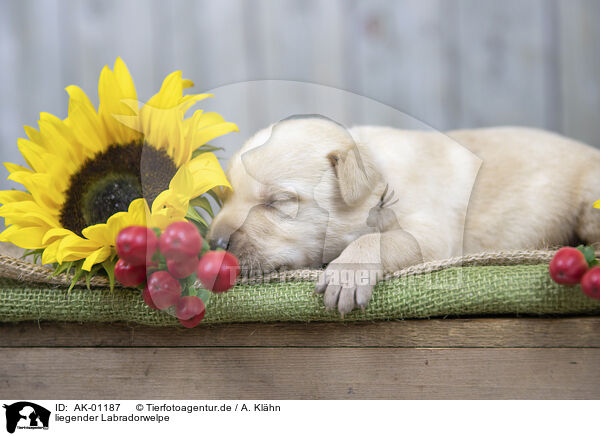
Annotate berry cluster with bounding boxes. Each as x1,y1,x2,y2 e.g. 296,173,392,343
549,246,600,300
114,222,240,327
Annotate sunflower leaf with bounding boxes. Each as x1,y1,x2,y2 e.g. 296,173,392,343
191,144,224,159
190,196,214,217
191,221,208,238
186,205,208,227
85,264,103,291
101,257,117,292
52,261,74,278
185,211,208,238
68,263,85,294
206,189,223,208
21,249,37,258
66,262,74,278
85,271,92,291
21,248,44,262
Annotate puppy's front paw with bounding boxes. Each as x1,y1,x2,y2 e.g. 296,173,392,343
315,261,382,316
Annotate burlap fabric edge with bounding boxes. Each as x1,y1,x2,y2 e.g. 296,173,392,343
1,250,600,326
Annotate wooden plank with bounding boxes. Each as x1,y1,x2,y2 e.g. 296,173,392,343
0,0,23,186
348,0,454,129
67,0,156,103
181,0,251,164
558,0,600,147
1,318,599,348
456,0,549,129
0,0,64,193
244,0,343,125
0,347,598,399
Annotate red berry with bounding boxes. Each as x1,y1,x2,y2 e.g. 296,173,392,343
159,221,202,261
549,247,589,285
114,258,147,287
167,256,199,279
196,250,240,293
142,285,159,310
116,226,159,266
175,296,206,328
581,267,600,299
146,271,181,309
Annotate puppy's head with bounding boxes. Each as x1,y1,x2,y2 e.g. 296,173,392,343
208,117,381,273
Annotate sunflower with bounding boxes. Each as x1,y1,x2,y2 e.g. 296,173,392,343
0,58,237,274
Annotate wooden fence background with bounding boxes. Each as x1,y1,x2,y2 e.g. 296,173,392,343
0,0,599,192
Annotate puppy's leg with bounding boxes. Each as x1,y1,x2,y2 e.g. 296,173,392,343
315,229,424,315
576,204,600,247
575,173,600,246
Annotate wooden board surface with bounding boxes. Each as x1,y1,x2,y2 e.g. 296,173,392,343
3,0,600,195
1,347,598,399
1,317,599,399
1,317,600,348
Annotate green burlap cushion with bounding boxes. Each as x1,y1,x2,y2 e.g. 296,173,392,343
1,250,599,325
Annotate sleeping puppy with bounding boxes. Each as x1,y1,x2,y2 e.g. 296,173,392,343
208,117,600,314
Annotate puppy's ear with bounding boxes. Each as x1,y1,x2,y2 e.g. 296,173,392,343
328,145,380,206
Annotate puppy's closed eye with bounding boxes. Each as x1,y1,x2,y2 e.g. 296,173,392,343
264,192,299,219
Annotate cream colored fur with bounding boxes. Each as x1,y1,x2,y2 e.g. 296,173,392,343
208,117,600,314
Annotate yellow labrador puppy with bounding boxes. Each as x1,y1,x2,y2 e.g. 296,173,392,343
208,117,600,314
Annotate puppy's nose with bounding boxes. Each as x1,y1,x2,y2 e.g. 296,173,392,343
209,237,229,250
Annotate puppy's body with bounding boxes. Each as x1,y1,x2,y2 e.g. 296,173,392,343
355,125,600,255
210,119,600,313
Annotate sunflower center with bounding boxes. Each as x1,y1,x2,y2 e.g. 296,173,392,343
60,141,178,236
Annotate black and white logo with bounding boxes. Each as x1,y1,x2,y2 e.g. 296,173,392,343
3,402,50,433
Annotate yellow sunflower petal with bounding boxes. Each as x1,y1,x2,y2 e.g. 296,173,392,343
193,111,229,129
178,93,213,115
37,114,81,162
65,85,108,155
0,201,60,228
1,58,237,273
192,122,239,147
172,120,189,167
186,152,232,197
42,228,74,245
150,189,189,230
82,246,112,271
23,125,43,144
110,99,142,134
113,57,138,110
147,71,184,109
168,165,194,197
105,197,150,243
0,190,32,204
17,138,47,172
0,225,48,249
7,172,63,210
98,65,140,144
4,162,32,175
56,234,102,263
149,208,181,230
151,190,188,214
81,224,114,246
41,239,62,264
149,197,188,230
